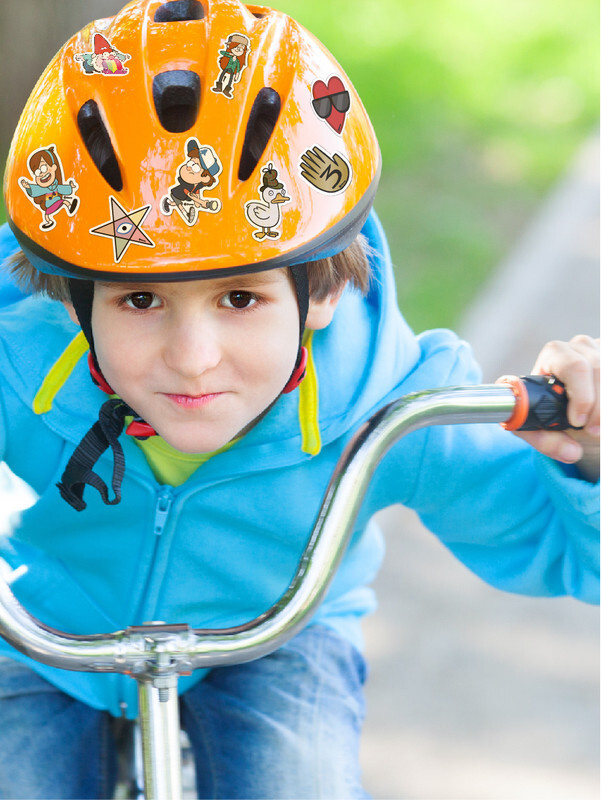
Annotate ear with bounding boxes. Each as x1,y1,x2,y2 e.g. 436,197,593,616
62,301,80,327
305,288,344,331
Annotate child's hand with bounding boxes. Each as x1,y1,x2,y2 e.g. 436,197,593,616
512,336,600,482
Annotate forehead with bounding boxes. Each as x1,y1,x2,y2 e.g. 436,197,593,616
96,268,291,295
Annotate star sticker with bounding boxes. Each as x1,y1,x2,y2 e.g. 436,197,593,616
90,196,155,263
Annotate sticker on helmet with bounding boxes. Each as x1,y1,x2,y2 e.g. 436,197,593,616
74,33,131,75
299,146,351,194
211,33,251,99
19,145,79,231
160,139,222,226
90,197,154,263
311,76,351,135
244,162,290,241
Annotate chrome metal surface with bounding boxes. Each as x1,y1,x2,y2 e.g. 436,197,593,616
137,679,183,800
0,383,517,800
0,383,516,674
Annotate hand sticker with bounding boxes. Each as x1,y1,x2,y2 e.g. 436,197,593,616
299,146,351,194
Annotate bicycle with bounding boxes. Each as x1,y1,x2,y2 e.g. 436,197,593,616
0,375,570,799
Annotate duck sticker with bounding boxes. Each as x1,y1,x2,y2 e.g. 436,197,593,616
90,197,154,263
160,139,222,226
19,145,79,230
245,163,290,241
74,33,131,75
300,146,351,194
311,76,351,134
211,33,251,99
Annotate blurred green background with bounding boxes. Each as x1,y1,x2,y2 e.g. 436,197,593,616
0,0,597,331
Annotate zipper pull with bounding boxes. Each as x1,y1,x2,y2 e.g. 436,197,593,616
153,490,173,536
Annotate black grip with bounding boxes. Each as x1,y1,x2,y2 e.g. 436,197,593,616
517,375,572,431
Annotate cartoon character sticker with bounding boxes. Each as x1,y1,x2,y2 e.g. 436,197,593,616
74,33,131,75
245,162,290,241
299,146,351,194
211,33,251,99
160,139,222,226
90,197,154,263
311,76,351,134
19,145,79,230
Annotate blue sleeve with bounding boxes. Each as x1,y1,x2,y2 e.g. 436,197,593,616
411,420,599,604
0,223,29,307
376,330,600,604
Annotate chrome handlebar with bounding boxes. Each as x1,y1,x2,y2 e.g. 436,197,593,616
0,384,518,678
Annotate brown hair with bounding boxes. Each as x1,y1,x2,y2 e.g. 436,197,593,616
5,234,371,303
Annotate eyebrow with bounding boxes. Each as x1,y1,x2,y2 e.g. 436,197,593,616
97,270,286,292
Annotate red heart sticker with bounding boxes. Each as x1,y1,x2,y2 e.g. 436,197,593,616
311,76,349,134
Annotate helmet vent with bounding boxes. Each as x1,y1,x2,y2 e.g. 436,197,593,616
238,88,281,182
153,70,201,133
154,0,205,22
77,100,123,192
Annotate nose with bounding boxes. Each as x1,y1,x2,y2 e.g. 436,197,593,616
162,314,221,379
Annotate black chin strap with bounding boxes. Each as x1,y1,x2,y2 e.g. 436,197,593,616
289,263,309,362
57,396,135,511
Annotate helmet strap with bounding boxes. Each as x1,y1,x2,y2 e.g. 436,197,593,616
285,264,310,392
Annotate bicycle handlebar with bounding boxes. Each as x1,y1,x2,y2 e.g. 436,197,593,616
0,377,570,679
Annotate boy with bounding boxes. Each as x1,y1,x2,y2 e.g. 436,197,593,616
0,1,598,798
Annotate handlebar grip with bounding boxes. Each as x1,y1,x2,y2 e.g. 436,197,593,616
499,374,574,432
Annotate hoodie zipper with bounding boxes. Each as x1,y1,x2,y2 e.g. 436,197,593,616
153,488,173,536
118,487,174,716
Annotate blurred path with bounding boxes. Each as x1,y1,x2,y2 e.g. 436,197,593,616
360,136,599,799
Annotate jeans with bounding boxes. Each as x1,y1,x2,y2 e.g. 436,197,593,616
0,625,369,799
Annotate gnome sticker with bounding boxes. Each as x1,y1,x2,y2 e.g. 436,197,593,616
19,145,79,230
211,33,251,99
161,139,222,226
245,163,290,241
74,33,131,75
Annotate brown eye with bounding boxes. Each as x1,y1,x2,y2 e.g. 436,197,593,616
223,291,256,309
125,292,159,310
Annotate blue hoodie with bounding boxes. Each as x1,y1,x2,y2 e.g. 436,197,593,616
0,214,598,718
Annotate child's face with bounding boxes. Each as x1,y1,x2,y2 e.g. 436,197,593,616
81,269,338,453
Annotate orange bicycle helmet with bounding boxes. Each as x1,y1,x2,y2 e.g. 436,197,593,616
4,0,381,282
4,0,382,511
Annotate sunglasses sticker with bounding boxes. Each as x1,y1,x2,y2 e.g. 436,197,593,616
160,139,222,226
311,76,351,135
211,33,251,99
299,146,351,195
90,197,154,263
245,162,290,241
19,145,79,231
74,33,131,75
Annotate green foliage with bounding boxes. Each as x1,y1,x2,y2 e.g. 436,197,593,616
277,0,598,329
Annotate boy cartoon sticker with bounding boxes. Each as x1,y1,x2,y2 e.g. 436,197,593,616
245,162,290,241
211,33,251,99
299,146,352,194
74,33,131,75
19,146,79,230
311,76,351,134
161,139,222,226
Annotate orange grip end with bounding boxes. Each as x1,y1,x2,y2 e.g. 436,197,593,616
497,375,530,431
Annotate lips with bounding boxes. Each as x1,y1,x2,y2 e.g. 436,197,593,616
164,392,223,408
